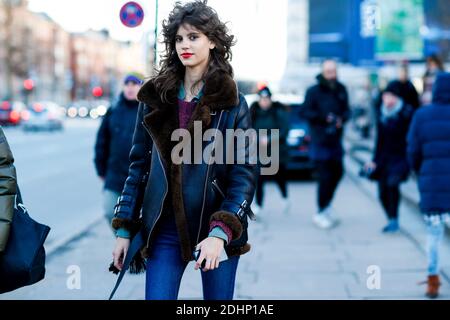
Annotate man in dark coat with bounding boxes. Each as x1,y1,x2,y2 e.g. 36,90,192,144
301,59,350,229
94,73,143,230
250,86,290,214
396,64,420,111
407,72,450,298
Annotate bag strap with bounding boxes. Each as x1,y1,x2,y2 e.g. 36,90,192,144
108,232,144,300
15,186,23,206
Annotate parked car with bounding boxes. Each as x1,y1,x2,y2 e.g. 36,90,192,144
0,100,27,126
22,102,64,132
246,93,314,173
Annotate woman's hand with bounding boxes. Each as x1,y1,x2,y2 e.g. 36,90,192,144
194,237,225,272
112,237,131,271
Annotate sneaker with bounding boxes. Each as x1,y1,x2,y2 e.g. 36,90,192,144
312,213,334,229
322,206,340,225
382,219,399,233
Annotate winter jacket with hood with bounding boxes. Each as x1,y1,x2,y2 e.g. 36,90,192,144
407,72,450,213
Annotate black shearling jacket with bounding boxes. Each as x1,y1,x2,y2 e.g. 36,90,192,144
112,73,258,269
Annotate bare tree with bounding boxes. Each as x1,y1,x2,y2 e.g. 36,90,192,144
1,0,26,99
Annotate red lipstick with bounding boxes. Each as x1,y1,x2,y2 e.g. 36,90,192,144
181,53,193,59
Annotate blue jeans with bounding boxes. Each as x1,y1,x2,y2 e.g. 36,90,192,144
426,221,445,275
145,215,240,300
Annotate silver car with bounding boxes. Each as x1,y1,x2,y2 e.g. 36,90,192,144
22,102,64,132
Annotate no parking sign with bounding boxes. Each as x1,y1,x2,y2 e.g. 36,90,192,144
120,2,144,28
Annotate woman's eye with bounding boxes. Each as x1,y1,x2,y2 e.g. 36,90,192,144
189,35,198,41
175,37,182,43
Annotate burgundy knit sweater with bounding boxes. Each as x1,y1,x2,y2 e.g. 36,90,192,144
177,98,233,244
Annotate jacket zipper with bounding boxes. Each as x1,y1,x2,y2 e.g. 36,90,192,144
211,179,225,198
196,110,224,245
213,178,256,221
141,121,168,250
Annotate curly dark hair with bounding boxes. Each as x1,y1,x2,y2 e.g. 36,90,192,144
152,0,236,103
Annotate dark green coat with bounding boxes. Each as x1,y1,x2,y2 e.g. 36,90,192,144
0,127,17,252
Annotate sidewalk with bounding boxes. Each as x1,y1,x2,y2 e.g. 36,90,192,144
236,169,450,299
2,166,450,299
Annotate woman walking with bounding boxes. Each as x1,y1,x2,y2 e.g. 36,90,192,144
364,81,414,232
111,1,257,300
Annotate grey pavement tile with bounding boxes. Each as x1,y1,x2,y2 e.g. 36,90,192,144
238,272,355,299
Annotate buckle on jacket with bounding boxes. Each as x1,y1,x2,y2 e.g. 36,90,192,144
236,200,257,222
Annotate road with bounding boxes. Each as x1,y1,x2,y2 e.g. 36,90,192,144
2,119,104,249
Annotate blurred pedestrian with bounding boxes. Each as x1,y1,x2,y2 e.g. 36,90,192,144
407,72,450,299
301,59,350,229
364,81,414,233
0,127,17,254
396,64,420,111
94,72,143,231
421,54,445,106
111,1,257,300
373,64,419,115
250,86,290,214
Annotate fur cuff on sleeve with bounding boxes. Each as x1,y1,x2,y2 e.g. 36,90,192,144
111,217,141,235
210,211,243,241
226,243,251,257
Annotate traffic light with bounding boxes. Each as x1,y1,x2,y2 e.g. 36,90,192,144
92,86,103,98
23,79,34,91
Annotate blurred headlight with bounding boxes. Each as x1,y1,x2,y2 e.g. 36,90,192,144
96,105,107,116
287,129,306,146
67,107,78,118
89,109,99,119
78,107,88,118
288,129,305,138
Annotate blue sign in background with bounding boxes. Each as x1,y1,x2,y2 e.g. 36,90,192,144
308,0,450,65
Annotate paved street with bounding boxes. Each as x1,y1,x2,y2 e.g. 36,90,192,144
1,121,450,300
1,120,104,251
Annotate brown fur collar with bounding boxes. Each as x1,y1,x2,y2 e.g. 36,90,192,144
137,72,239,112
137,72,239,169
137,72,239,262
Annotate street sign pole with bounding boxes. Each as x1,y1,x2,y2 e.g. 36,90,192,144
154,0,159,67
